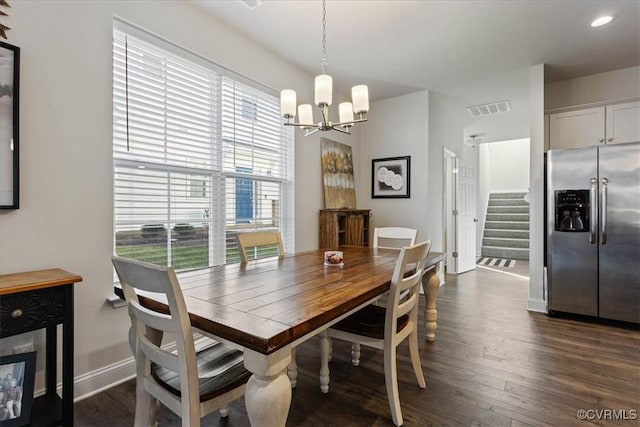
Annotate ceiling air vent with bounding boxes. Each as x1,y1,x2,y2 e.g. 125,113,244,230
466,100,511,118
239,0,264,10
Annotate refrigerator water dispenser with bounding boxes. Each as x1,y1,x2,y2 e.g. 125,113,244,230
554,190,589,232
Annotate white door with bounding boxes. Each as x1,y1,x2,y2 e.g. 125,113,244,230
443,149,457,274
456,158,477,273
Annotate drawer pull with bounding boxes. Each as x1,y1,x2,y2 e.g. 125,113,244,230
11,308,23,318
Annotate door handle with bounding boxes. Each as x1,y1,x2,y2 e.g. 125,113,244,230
473,218,478,222
589,178,597,244
601,177,608,245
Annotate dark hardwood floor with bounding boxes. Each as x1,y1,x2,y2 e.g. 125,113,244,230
75,267,640,426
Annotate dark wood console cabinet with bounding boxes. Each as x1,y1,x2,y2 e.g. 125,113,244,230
319,209,371,248
0,269,83,426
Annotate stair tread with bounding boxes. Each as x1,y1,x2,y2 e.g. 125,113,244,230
483,237,530,241
481,245,529,250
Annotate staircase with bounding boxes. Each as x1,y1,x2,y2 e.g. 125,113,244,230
481,192,530,260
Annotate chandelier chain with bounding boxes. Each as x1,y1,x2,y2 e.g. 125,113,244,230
321,0,327,74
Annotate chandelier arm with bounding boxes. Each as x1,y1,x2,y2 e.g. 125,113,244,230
334,118,368,127
331,126,351,135
284,122,318,128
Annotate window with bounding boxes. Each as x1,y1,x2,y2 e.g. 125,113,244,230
113,21,293,271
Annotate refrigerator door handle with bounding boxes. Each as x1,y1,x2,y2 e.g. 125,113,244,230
601,177,608,245
590,177,597,244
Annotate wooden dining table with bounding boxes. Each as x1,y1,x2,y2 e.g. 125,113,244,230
118,246,445,426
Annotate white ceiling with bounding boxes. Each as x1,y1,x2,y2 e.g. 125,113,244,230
191,0,640,143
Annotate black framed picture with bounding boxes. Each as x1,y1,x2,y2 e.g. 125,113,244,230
0,41,19,209
0,352,36,427
372,156,411,198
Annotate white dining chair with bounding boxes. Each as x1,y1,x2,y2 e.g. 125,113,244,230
373,227,419,249
236,231,285,263
319,241,432,426
112,256,250,427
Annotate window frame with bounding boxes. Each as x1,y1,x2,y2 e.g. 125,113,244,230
113,19,294,272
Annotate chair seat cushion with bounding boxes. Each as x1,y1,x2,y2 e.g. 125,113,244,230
332,304,409,340
152,341,251,402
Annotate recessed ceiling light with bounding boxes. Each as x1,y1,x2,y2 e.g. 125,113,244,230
591,15,614,27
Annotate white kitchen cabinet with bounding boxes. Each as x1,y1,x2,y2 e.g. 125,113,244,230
549,107,605,149
605,100,640,145
548,100,640,150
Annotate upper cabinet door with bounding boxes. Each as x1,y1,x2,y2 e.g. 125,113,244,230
549,107,605,150
605,100,640,145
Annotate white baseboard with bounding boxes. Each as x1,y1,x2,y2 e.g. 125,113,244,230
72,356,137,402
527,298,547,313
35,356,136,402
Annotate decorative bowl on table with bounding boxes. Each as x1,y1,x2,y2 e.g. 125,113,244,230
324,251,344,266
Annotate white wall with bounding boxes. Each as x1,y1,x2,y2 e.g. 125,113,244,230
529,64,546,312
484,139,530,191
545,66,640,110
0,0,339,396
358,91,429,241
427,92,468,252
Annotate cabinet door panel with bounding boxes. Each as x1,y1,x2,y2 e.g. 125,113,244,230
605,100,640,145
345,215,364,246
549,107,605,149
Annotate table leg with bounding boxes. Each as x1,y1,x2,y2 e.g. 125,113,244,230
319,331,330,393
422,263,441,342
287,346,298,388
62,285,74,426
244,348,292,427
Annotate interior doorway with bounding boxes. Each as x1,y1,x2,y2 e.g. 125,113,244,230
476,138,531,279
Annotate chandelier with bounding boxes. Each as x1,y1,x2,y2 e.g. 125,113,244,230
280,0,369,136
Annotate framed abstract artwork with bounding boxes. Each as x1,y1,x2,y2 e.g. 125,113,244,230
0,41,19,209
321,138,356,209
372,156,410,198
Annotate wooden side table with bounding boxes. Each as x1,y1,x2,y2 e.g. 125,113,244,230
0,269,83,426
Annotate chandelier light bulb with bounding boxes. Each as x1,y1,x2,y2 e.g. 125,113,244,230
339,102,354,124
280,90,297,118
298,104,314,127
352,85,369,114
315,75,333,106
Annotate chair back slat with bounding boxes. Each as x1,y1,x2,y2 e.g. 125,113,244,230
373,227,418,250
236,231,285,263
139,334,181,374
128,300,176,334
395,292,418,319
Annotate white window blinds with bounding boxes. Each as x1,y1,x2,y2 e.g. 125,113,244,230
113,22,293,270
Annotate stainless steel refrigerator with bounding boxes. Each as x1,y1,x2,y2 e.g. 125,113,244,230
547,142,640,323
